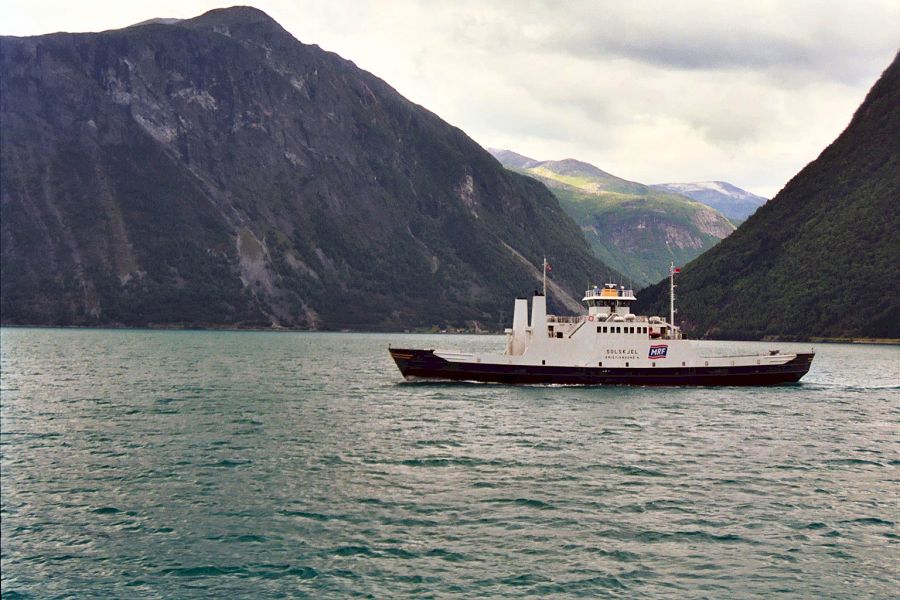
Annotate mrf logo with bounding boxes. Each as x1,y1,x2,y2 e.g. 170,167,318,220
648,344,668,359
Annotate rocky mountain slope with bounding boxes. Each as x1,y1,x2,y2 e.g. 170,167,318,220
490,150,735,287
651,181,767,224
0,7,620,330
636,53,900,340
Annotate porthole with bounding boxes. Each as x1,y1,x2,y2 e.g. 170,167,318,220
625,362,629,367
542,360,546,365
598,361,602,367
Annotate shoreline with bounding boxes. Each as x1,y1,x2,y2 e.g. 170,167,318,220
1,323,898,345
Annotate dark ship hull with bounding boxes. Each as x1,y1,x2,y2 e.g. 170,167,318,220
389,348,815,386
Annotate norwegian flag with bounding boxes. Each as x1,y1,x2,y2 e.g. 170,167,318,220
671,266,681,274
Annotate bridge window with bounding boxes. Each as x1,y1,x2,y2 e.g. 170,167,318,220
596,326,601,333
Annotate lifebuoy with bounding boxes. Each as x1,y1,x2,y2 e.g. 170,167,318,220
588,315,594,321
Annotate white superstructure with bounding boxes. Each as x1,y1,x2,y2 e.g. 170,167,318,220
390,260,814,384
434,273,798,371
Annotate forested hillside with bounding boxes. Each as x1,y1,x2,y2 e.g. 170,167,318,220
490,151,735,287
636,53,900,340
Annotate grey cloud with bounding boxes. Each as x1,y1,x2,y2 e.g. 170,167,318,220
561,31,814,72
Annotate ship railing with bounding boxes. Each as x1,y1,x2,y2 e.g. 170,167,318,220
547,314,652,324
597,314,650,322
547,315,585,324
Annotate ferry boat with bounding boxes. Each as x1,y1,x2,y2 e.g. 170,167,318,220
389,262,814,385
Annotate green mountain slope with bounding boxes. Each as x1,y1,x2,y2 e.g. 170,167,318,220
0,7,619,330
490,153,735,287
635,53,900,340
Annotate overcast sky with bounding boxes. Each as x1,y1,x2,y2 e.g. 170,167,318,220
2,1,897,197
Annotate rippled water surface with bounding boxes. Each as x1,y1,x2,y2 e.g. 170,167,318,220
2,328,898,598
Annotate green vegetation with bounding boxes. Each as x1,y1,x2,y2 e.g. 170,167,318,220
636,53,900,340
496,159,735,287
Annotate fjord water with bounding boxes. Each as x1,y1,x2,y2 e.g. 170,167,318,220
1,329,897,598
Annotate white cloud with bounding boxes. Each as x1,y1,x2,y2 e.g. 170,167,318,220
1,0,896,197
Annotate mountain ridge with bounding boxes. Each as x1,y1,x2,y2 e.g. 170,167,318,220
0,7,620,330
490,150,736,287
635,52,900,340
651,181,767,223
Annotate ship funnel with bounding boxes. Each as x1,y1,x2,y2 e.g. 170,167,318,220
510,298,529,355
531,294,546,330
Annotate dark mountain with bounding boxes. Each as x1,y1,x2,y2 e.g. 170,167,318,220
636,53,900,340
486,148,539,170
650,181,767,224
0,6,619,330
490,150,735,287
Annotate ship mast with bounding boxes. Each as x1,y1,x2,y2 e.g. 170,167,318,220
543,257,548,297
669,261,676,333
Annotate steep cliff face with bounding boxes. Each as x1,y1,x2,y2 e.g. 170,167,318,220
1,7,616,329
636,53,900,340
490,152,735,287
